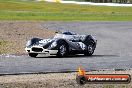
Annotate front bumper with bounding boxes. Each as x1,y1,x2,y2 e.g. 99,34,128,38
25,46,58,55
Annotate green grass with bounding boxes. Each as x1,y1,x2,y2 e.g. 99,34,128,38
0,0,132,21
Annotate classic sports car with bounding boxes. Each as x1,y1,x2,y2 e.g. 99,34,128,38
25,31,97,57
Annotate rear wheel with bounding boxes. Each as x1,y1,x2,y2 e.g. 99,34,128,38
57,42,68,57
28,53,38,57
84,42,95,56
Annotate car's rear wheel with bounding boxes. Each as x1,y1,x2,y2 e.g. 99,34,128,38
28,53,38,57
84,42,95,56
57,42,68,57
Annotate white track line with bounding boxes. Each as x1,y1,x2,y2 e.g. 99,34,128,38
43,0,132,7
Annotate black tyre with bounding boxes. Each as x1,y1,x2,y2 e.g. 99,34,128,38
57,41,68,57
84,42,95,56
29,53,38,57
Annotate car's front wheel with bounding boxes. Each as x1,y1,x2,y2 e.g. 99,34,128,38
28,53,38,57
57,42,68,57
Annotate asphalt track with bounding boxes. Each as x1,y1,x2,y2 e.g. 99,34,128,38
0,22,132,74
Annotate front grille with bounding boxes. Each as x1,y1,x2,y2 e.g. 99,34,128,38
32,47,43,52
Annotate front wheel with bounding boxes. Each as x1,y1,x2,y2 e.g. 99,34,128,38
57,42,68,57
84,43,95,56
28,53,38,57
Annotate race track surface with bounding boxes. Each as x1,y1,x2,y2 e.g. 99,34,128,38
0,22,132,74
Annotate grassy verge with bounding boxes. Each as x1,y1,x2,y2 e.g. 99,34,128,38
0,39,8,54
0,11,132,21
0,0,132,21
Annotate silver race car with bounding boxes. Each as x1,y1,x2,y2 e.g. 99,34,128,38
25,31,97,57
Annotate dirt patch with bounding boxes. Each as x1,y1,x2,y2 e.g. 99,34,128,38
0,21,55,54
0,71,132,88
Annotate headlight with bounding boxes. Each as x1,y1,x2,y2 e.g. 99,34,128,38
26,40,31,47
50,41,57,48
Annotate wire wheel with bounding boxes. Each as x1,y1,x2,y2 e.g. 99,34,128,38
88,44,94,54
57,42,68,57
84,42,94,56
59,45,66,56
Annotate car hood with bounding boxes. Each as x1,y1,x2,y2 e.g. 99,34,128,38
32,39,55,48
39,39,53,44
